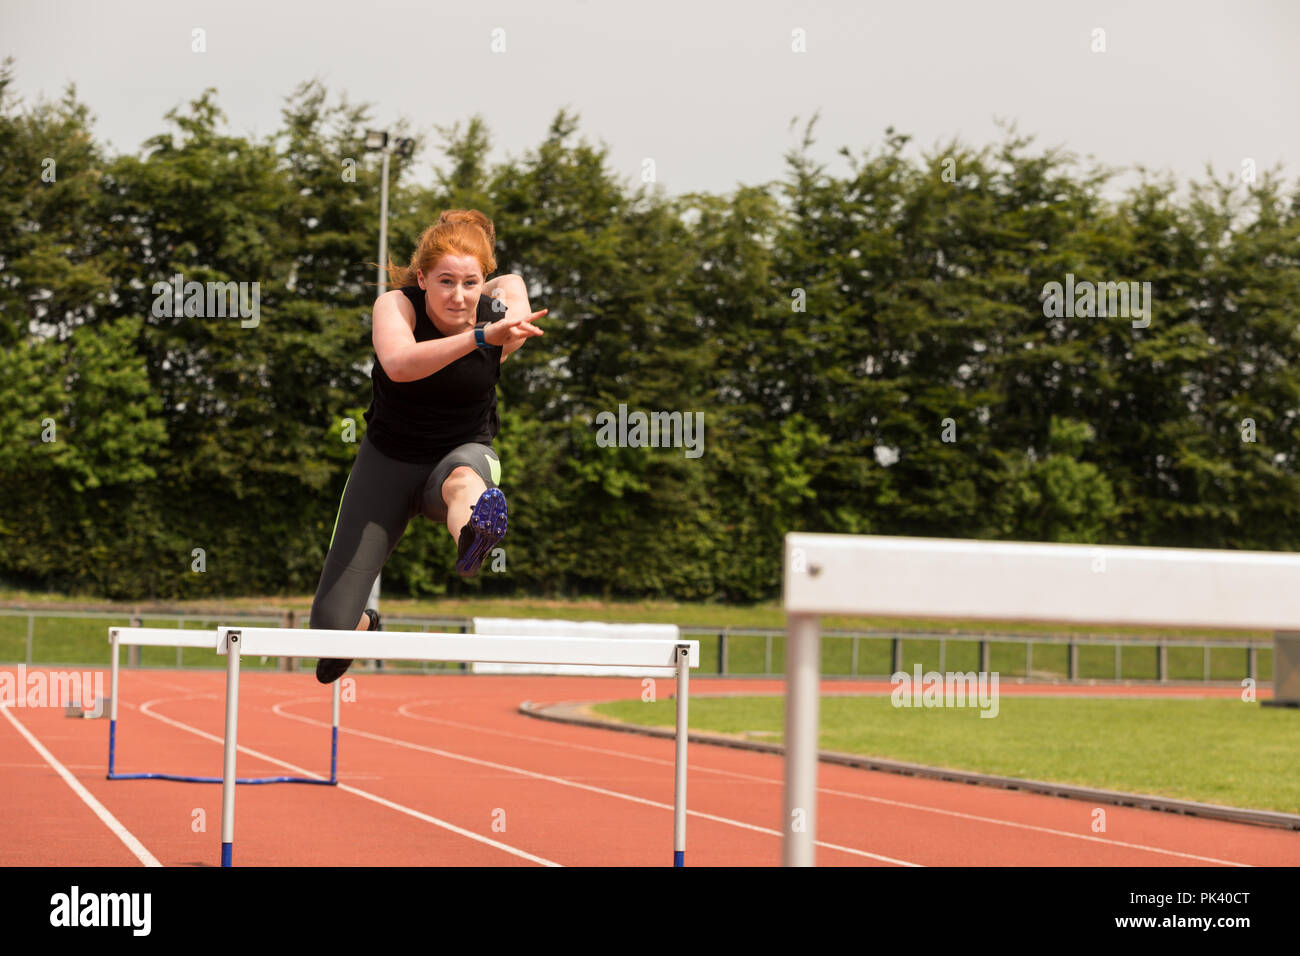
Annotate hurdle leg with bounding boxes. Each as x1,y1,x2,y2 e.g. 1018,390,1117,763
784,613,819,866
108,630,119,777
220,632,242,867
673,644,689,867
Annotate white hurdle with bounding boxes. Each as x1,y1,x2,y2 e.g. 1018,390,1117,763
470,618,682,676
782,532,1300,866
216,625,700,867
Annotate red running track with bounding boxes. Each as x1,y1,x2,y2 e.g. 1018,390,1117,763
2,668,1297,867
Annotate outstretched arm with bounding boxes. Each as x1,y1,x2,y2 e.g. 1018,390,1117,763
483,274,545,363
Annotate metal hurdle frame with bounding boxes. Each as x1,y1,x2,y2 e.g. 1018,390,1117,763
782,532,1300,866
107,626,339,786
216,626,699,868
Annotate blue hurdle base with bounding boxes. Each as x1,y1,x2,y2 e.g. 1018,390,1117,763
107,718,338,785
221,842,232,867
674,850,684,867
108,772,335,785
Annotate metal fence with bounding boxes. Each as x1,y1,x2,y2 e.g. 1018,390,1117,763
0,608,1273,683
0,608,472,672
681,626,1270,683
0,608,286,668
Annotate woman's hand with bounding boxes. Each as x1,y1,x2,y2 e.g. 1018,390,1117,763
484,309,547,348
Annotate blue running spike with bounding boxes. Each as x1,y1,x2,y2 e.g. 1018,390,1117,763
456,488,508,577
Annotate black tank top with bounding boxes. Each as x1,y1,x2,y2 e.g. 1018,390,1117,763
362,286,502,463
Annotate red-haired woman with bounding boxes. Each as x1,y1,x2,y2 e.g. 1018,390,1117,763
310,209,545,683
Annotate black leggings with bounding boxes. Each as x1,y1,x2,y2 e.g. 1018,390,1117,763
308,433,500,631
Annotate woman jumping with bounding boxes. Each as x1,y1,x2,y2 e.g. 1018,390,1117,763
309,209,545,683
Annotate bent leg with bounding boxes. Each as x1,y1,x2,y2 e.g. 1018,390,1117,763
420,443,501,538
421,444,505,577
441,466,487,539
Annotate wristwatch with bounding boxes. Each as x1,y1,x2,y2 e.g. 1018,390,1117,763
474,324,489,348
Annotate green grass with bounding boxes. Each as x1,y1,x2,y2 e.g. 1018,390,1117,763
0,614,281,669
591,694,1300,814
0,607,1274,681
0,585,1274,638
0,612,476,672
0,591,1274,682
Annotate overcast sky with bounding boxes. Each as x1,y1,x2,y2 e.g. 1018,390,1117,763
3,0,1298,198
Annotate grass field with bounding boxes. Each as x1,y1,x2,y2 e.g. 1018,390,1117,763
0,613,482,672
0,615,271,671
0,597,1274,681
590,695,1300,814
0,584,1276,637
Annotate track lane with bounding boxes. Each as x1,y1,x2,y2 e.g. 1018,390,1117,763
3,667,1297,867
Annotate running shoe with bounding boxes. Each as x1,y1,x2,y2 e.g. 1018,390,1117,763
315,608,380,684
455,488,507,578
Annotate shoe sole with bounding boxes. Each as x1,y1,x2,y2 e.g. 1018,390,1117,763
316,658,352,684
456,488,507,577
315,610,379,683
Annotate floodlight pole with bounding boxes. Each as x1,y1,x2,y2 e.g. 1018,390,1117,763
366,141,394,620
377,148,391,299
363,132,413,644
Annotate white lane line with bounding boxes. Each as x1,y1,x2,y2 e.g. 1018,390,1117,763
272,698,916,866
393,699,1255,867
814,787,1250,866
99,671,1260,867
84,666,1266,866
122,672,306,698
1,762,104,771
135,695,557,867
0,704,161,867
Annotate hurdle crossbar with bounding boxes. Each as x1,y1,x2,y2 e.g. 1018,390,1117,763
107,626,339,786
782,532,1300,866
470,618,683,676
216,626,699,867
